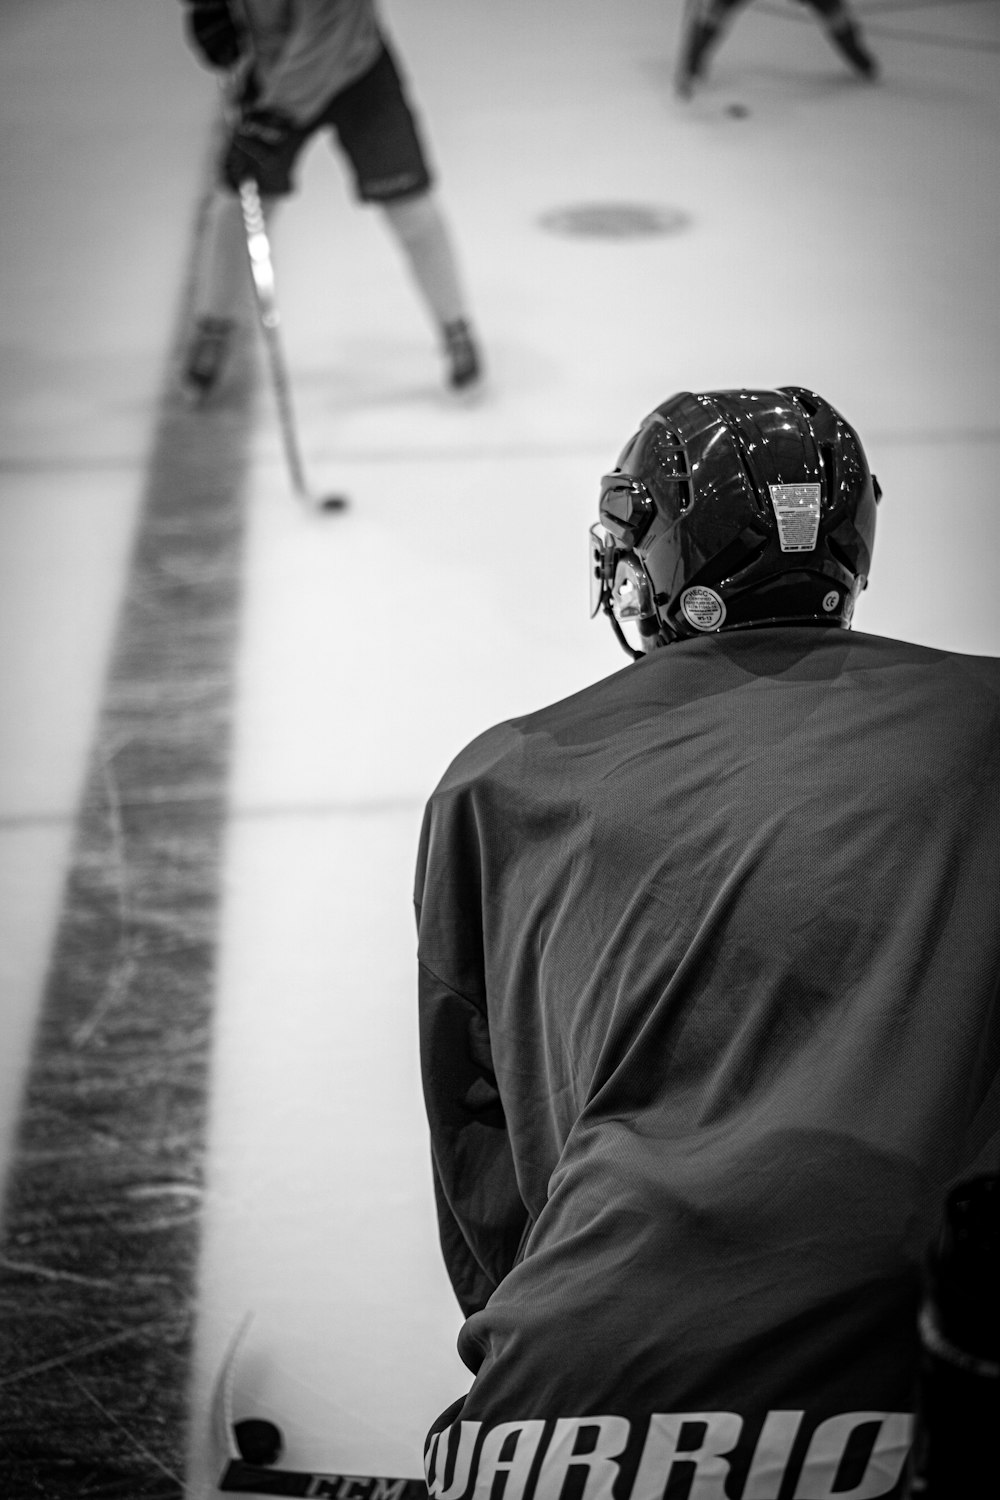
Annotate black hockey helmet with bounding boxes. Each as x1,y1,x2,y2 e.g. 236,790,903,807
590,387,881,658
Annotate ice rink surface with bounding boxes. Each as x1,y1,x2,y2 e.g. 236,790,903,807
0,1,998,1493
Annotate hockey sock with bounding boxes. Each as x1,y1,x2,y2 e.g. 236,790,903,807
380,191,470,334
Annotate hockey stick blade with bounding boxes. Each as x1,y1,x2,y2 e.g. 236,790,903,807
212,1312,257,1462
212,1320,425,1494
237,178,349,513
210,1316,426,1498
219,1458,427,1498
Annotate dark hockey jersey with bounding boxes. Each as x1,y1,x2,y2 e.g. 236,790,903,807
415,628,1000,1500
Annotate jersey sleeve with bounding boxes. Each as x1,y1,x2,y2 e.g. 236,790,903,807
415,782,530,1318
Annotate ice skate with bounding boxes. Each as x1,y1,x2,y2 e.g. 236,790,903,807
675,21,718,100
443,317,482,392
830,23,879,81
184,315,236,398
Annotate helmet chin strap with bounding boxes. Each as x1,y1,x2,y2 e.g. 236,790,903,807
603,599,644,661
604,600,671,660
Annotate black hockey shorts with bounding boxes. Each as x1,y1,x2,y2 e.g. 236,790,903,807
323,43,433,203
221,45,433,203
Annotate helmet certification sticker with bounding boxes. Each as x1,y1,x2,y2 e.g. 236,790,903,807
680,586,726,632
822,590,839,613
769,483,821,552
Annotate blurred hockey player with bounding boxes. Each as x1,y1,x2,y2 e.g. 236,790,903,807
179,0,481,396
676,0,879,98
416,388,1000,1500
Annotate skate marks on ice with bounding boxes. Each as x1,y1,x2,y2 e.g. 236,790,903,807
212,1314,427,1499
0,182,257,1495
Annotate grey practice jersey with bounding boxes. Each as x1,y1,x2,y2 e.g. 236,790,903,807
236,0,382,123
416,627,1000,1500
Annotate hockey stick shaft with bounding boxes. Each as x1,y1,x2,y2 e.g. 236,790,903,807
237,177,310,502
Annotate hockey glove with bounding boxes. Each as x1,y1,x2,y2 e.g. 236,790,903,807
223,108,299,196
185,0,242,70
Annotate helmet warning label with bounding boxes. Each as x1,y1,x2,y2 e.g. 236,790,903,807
769,484,821,551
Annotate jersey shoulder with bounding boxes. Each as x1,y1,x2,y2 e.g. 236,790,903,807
848,629,1000,701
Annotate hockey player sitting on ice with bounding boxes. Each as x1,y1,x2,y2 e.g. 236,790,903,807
179,0,482,397
416,388,1000,1500
676,0,879,99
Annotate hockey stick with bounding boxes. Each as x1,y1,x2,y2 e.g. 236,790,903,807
237,177,348,513
212,1313,427,1498
219,1457,428,1497
212,1312,260,1464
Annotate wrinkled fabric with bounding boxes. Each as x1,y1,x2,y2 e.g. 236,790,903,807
238,0,382,123
416,627,1000,1481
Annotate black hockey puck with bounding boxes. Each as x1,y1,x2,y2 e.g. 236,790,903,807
319,493,349,512
234,1418,284,1467
725,103,749,118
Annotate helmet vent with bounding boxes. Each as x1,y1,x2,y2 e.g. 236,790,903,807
782,386,822,418
736,448,764,509
704,524,771,588
649,428,693,514
826,535,857,576
819,443,836,505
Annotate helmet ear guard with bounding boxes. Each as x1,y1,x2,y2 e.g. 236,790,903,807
590,523,660,660
598,472,655,546
591,467,661,659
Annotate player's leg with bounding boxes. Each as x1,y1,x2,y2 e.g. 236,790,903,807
675,0,749,99
186,188,256,395
380,192,480,390
802,0,879,80
184,115,305,398
326,44,483,391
